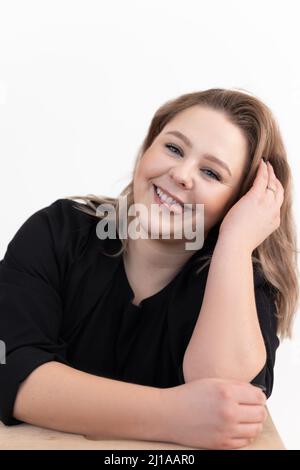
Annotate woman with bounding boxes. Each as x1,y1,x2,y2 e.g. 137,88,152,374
0,88,298,449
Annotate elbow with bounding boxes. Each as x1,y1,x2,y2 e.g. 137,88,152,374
182,346,267,384
182,352,211,383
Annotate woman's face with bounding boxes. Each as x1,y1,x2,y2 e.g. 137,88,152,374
132,105,249,243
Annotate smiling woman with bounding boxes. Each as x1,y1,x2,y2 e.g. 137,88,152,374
0,88,298,450
65,88,298,339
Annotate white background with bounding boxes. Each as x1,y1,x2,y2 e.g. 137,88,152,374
0,0,299,449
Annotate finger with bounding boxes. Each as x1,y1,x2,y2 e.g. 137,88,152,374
225,438,253,449
266,162,278,189
268,162,284,206
234,383,266,405
231,422,264,440
252,159,269,195
264,163,277,201
237,404,267,423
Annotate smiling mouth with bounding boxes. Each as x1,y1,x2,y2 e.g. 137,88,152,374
153,184,195,210
152,184,187,215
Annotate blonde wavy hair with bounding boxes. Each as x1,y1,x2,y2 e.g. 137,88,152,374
65,88,299,339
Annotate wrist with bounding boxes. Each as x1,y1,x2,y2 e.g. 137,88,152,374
152,386,176,443
134,385,173,444
217,232,254,256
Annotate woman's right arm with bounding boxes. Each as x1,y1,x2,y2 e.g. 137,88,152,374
13,360,267,449
13,361,166,442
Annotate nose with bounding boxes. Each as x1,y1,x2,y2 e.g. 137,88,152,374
169,164,194,190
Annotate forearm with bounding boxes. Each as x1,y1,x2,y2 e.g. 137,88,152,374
13,361,167,442
183,235,266,382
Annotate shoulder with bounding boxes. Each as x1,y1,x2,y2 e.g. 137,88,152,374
8,198,97,237
2,198,111,293
39,197,99,232
10,197,97,244
3,198,102,270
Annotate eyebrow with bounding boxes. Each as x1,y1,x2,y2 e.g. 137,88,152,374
164,130,232,177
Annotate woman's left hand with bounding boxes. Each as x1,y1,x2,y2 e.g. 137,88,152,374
219,159,284,253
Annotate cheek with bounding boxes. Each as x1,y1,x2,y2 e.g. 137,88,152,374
197,190,233,220
133,157,155,201
195,186,225,206
137,149,168,178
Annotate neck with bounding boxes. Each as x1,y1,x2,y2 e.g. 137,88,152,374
123,235,204,279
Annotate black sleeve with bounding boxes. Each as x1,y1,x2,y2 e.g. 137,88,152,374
250,267,280,398
0,199,75,426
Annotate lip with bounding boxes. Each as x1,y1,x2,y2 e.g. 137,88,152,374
153,184,185,206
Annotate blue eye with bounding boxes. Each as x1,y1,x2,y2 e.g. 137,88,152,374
202,169,221,181
164,144,221,181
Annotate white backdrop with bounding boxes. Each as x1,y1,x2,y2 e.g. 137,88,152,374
0,0,299,449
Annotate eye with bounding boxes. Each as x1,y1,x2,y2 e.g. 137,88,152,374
165,143,183,156
202,169,221,181
165,143,222,182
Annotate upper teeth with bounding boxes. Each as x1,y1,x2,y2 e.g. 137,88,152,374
155,186,183,206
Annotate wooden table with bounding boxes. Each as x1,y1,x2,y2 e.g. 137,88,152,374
0,408,285,450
